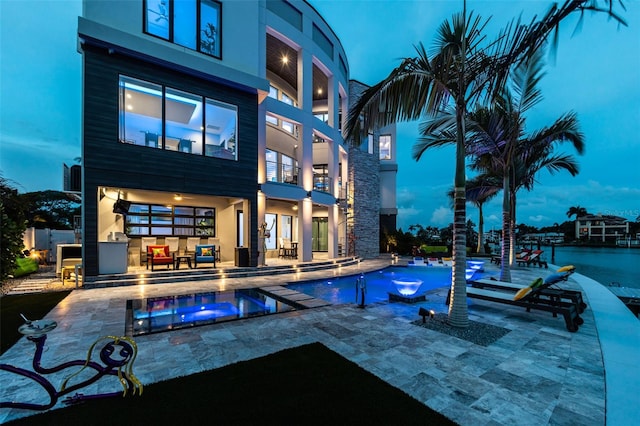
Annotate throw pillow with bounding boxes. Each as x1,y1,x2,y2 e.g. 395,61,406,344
152,248,165,257
201,247,213,256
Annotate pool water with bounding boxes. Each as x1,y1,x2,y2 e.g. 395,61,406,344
287,266,478,305
126,289,297,336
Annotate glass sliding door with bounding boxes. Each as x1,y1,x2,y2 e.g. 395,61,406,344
312,217,328,252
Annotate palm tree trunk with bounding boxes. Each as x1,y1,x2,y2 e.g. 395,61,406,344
448,101,469,328
500,174,512,282
509,190,517,266
476,202,485,254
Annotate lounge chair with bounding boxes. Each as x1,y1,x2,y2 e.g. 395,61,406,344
469,266,586,313
409,257,426,266
456,286,582,332
427,257,441,267
441,257,453,267
447,266,583,332
516,249,548,268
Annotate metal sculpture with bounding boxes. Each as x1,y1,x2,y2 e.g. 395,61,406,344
0,316,143,411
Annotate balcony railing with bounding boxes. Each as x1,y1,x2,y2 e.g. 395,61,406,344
313,174,332,193
266,161,300,186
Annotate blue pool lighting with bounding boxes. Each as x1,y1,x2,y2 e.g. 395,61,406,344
126,289,296,336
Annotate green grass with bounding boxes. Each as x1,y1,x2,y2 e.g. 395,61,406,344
1,291,72,355
2,293,456,425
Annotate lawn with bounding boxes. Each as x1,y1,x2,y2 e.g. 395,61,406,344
1,291,72,355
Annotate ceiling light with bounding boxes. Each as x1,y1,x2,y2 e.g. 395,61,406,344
127,105,133,110
292,205,298,211
317,88,323,95
174,194,183,201
281,55,288,64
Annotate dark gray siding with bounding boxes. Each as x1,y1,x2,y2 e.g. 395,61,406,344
82,45,259,275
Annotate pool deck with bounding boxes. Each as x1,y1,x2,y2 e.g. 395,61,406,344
1,257,639,425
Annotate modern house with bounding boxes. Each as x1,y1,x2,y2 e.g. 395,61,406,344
575,214,629,243
76,0,397,279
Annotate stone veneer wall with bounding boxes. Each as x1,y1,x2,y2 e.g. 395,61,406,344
347,80,382,259
348,146,380,259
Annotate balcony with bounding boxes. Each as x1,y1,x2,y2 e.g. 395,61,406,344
266,160,300,186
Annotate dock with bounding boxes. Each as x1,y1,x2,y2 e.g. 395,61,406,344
607,285,640,317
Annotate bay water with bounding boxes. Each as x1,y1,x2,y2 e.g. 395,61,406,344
488,244,639,288
545,245,640,289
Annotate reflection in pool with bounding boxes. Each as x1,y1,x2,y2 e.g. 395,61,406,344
287,266,478,305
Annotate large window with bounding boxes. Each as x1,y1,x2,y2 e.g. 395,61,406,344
205,99,237,160
126,204,215,236
144,0,222,59
379,134,391,160
165,87,202,154
119,75,237,160
119,76,163,147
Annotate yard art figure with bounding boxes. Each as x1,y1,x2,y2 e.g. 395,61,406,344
0,315,143,411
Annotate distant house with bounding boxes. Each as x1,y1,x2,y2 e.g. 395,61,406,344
575,214,629,242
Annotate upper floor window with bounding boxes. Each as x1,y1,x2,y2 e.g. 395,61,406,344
144,0,222,59
268,85,278,100
281,92,295,106
379,134,391,160
119,75,237,160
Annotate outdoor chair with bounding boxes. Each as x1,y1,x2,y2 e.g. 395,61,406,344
194,244,216,268
147,245,174,271
516,250,548,268
469,266,586,314
141,237,157,266
164,237,180,256
186,237,201,254
207,237,221,261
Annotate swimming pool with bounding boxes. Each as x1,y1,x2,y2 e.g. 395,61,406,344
126,289,297,336
287,266,480,305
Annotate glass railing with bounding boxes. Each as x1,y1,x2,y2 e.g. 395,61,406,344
265,161,300,186
313,174,331,193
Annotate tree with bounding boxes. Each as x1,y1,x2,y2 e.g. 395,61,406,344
448,174,500,254
464,46,584,281
346,0,626,326
19,190,81,230
566,206,588,219
1,177,28,280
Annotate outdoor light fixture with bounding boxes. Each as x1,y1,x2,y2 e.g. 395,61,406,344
281,55,288,64
173,194,183,201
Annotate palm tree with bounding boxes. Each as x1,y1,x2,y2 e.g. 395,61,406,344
345,1,626,326
567,206,588,219
465,47,584,281
447,174,500,254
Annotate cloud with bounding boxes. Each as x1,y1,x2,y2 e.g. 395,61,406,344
527,214,548,223
430,206,452,226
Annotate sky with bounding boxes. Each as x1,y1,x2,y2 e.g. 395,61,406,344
1,0,639,233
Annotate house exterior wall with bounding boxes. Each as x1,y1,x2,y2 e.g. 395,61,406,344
77,0,398,277
80,45,260,275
